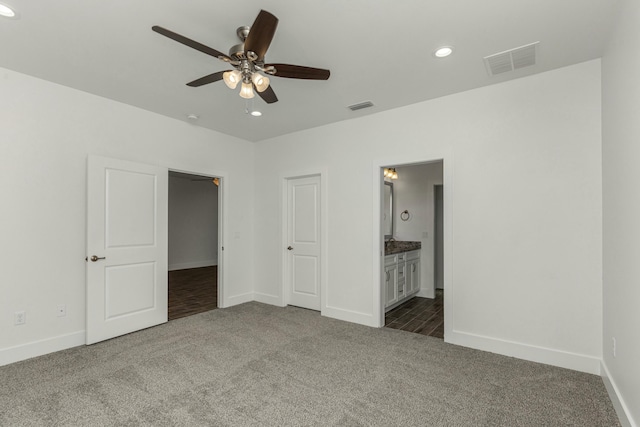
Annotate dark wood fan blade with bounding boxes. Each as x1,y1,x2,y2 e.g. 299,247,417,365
152,26,230,61
256,85,278,104
244,10,279,61
267,64,330,80
186,71,227,87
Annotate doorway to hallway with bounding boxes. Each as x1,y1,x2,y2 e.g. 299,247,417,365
168,171,220,320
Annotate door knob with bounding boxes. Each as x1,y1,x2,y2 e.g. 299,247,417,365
90,255,106,262
287,246,293,250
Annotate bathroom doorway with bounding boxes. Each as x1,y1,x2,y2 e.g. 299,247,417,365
380,161,445,338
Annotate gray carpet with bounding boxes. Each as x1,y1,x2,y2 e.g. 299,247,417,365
0,302,619,426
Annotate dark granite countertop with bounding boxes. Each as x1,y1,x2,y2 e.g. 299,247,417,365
384,240,421,255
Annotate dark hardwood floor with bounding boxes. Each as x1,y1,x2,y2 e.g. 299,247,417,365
168,266,218,321
384,289,444,338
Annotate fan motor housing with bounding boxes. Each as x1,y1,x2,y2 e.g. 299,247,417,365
229,43,247,60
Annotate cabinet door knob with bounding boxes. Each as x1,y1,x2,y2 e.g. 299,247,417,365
287,246,294,250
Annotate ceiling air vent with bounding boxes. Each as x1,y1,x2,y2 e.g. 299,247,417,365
348,101,374,111
484,42,539,77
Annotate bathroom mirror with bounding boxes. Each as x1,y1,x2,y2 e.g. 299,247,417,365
383,181,393,239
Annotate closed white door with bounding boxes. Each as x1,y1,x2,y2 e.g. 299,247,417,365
86,156,168,344
286,175,321,310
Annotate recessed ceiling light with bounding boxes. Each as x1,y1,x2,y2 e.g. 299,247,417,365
250,111,262,117
186,114,199,121
0,3,16,18
434,46,454,58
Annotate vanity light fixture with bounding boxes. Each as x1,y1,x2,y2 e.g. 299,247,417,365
383,168,398,180
434,46,454,58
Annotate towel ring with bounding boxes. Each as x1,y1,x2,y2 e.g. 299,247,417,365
400,210,410,221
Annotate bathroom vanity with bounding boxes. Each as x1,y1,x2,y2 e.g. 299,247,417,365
384,241,421,311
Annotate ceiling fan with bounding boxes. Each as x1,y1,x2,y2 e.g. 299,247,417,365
152,10,330,104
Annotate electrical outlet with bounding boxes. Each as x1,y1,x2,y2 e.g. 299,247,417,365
57,305,66,317
14,311,26,325
612,337,617,358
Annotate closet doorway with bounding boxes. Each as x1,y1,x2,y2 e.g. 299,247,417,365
168,171,220,320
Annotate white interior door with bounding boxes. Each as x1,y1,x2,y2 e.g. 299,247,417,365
86,156,168,344
286,175,321,311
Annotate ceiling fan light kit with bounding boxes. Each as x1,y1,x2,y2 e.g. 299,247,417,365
152,9,330,106
223,70,241,89
251,73,270,92
239,82,255,99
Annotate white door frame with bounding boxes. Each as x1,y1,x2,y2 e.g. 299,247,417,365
168,167,228,308
371,154,454,341
281,170,328,313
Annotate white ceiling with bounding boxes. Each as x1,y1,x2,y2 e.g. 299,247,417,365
0,0,617,142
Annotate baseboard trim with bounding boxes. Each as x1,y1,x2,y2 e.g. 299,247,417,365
416,289,435,299
0,331,85,367
446,330,601,375
222,292,254,308
601,361,637,427
323,305,375,327
254,292,284,306
168,260,217,271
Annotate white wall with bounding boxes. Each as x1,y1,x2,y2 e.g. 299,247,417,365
392,162,443,298
602,0,640,424
0,67,255,366
169,174,218,270
254,60,603,373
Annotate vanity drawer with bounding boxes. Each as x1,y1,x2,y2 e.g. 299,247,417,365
406,250,420,261
384,254,397,266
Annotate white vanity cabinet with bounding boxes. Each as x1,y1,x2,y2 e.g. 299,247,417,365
384,250,420,311
406,252,420,295
384,259,398,307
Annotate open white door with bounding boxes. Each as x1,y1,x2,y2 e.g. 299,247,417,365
286,175,321,311
86,156,168,344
